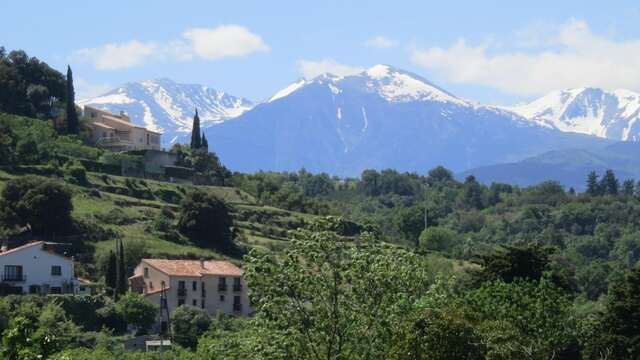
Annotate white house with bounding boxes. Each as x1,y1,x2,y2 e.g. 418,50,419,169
129,259,253,332
0,241,90,295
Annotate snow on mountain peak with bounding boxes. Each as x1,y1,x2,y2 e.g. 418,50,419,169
79,78,254,147
268,79,308,103
509,87,640,141
361,64,466,104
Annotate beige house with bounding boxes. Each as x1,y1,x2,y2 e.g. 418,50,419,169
84,106,162,151
129,259,252,330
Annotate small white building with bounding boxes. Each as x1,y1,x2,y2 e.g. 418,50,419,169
0,241,90,295
129,259,253,331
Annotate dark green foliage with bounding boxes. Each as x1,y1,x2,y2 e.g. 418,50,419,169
471,245,550,285
586,171,601,196
427,165,454,184
622,179,635,197
170,306,211,348
105,251,117,291
462,175,484,209
177,190,234,251
600,169,619,196
201,132,208,151
65,65,78,134
115,293,157,335
190,108,201,149
590,266,640,358
0,175,73,235
115,240,127,296
0,49,66,119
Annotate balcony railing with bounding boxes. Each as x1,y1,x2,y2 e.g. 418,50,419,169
177,288,187,297
233,303,242,312
218,284,227,292
2,274,26,282
233,284,243,292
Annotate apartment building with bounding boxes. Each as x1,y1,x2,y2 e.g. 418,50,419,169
0,241,90,295
84,105,162,151
129,259,252,326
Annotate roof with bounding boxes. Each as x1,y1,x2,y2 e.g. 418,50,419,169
0,241,44,256
93,122,115,130
142,259,243,277
102,114,146,129
0,241,72,261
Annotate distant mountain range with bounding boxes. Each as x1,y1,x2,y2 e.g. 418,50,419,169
79,78,253,146
460,141,640,190
82,65,640,178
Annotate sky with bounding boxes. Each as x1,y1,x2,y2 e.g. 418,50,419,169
3,0,640,105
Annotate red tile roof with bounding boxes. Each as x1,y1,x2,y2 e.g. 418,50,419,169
142,259,243,277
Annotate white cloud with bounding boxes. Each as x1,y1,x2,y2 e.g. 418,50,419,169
183,25,270,60
74,77,112,100
73,40,158,70
410,19,640,96
72,25,269,70
297,59,364,79
366,36,396,49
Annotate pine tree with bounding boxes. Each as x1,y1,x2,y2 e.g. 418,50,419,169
586,171,601,196
201,133,208,152
622,179,635,197
190,108,201,149
105,250,117,290
600,169,619,196
65,65,79,134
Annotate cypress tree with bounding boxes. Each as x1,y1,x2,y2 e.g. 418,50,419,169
115,239,127,295
105,250,117,290
190,108,201,149
201,133,208,152
65,65,79,134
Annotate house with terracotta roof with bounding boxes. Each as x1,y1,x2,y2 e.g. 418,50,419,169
0,241,91,296
84,105,162,151
129,259,252,330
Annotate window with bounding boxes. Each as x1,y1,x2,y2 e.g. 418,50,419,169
144,267,149,278
3,265,23,281
192,299,197,306
178,281,185,289
178,281,186,297
233,296,242,312
220,295,225,302
29,285,40,294
149,281,154,290
79,286,86,292
233,277,242,291
50,287,62,294
51,266,61,276
218,277,227,291
146,133,150,145
178,299,185,306
201,300,205,309
192,281,197,291
160,281,165,289
201,282,206,298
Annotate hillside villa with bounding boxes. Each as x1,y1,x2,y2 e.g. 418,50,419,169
0,241,91,296
84,105,162,151
129,259,252,331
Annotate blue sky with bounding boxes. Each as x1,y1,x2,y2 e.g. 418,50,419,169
3,0,640,105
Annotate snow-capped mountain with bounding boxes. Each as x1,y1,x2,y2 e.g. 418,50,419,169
508,88,640,141
79,78,253,146
204,64,609,176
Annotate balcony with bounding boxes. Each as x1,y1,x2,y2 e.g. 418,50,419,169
233,284,243,292
218,284,227,292
177,288,187,297
233,303,242,312
2,274,26,282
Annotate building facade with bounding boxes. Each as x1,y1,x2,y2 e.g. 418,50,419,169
0,241,90,295
84,106,162,151
129,259,252,328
